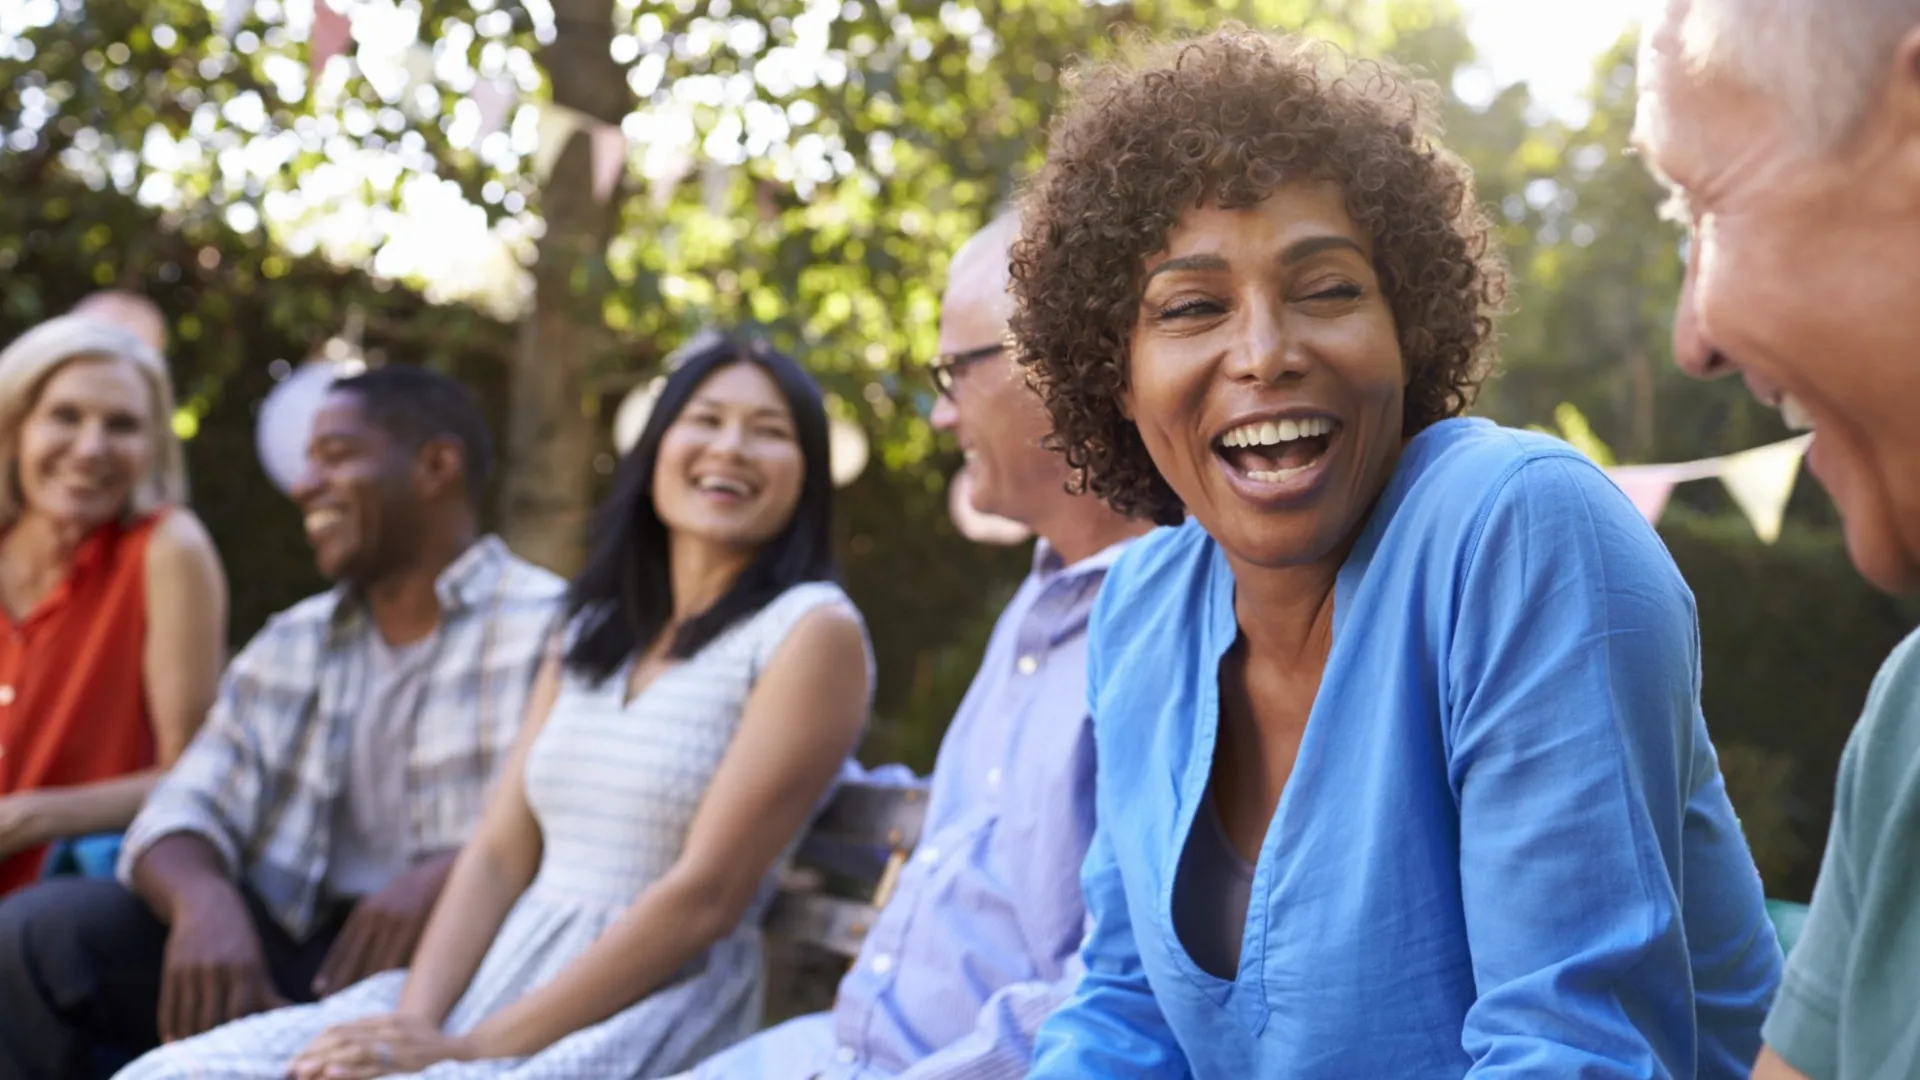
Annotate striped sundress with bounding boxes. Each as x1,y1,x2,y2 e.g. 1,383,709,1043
116,581,865,1080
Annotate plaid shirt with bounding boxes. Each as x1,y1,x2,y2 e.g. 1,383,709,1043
118,536,564,940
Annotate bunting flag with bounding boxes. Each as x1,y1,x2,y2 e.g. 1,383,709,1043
1607,466,1685,526
1601,434,1811,543
646,147,695,211
401,44,436,95
309,2,351,86
1717,435,1813,544
532,105,583,181
222,0,250,37
528,104,628,196
700,158,731,214
471,79,516,141
590,122,628,203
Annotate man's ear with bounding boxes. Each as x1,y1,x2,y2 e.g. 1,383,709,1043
415,436,468,501
1890,24,1920,147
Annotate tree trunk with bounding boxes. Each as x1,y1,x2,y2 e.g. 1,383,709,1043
497,0,631,575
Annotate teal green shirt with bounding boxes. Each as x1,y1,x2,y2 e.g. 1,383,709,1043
1763,626,1920,1079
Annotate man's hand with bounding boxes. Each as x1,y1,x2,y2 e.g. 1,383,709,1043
312,853,457,997
157,886,288,1041
287,1013,482,1080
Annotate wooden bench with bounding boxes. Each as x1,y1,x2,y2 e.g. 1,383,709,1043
761,777,931,1023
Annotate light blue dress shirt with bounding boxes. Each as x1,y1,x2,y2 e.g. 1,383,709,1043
694,538,1130,1080
1031,419,1783,1080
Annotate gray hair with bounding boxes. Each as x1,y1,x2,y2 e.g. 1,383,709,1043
1675,0,1920,147
0,314,189,527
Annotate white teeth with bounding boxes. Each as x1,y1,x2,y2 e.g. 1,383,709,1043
1779,394,1815,433
1221,416,1333,448
305,509,343,532
1246,462,1318,484
696,476,751,497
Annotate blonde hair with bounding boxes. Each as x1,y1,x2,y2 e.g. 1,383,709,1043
0,314,189,527
1676,0,1920,147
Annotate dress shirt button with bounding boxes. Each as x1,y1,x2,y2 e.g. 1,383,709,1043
985,767,1003,789
871,953,894,975
1016,655,1038,675
0,685,14,706
835,1046,858,1065
918,845,940,864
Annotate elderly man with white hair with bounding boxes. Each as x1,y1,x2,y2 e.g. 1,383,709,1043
1634,1,1920,1078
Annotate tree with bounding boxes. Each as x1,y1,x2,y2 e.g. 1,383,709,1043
1,0,1522,574
1482,32,1792,469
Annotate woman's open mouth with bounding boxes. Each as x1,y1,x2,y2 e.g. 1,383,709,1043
693,474,759,505
1212,415,1340,497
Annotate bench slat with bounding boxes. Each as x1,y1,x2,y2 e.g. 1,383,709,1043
767,778,931,962
764,891,879,959
807,781,930,851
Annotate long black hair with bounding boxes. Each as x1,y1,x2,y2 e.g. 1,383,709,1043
565,332,839,684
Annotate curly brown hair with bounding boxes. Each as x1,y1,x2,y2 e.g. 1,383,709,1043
1009,28,1506,526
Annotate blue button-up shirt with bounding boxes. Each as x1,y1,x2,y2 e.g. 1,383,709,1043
693,537,1129,1080
1031,420,1781,1079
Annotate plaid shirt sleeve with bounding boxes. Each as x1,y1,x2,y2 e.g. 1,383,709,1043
116,614,307,886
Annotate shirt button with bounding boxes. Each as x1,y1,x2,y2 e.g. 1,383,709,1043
1016,655,1038,675
871,953,894,975
835,1046,858,1065
986,767,1003,789
0,685,14,706
918,845,940,864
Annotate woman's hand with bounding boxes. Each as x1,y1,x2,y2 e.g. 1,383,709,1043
286,1014,483,1080
0,791,54,859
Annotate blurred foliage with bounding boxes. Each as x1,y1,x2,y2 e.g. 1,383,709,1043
0,0,1911,865
1528,401,1618,468
1663,508,1920,899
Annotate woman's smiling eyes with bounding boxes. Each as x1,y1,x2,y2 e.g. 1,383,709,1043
1149,281,1365,323
681,407,794,442
1303,282,1363,303
1153,296,1225,322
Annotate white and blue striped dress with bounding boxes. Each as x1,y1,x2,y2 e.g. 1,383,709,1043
118,581,865,1080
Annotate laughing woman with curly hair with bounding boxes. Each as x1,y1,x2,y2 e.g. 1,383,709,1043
1011,29,1782,1079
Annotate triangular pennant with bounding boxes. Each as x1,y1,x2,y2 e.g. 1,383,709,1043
1606,466,1684,526
646,147,694,211
589,122,627,203
532,104,583,181
1718,435,1812,544
471,79,515,141
401,44,436,95
222,0,251,37
700,157,730,214
309,3,352,87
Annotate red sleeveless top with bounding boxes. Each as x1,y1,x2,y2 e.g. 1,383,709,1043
0,511,163,893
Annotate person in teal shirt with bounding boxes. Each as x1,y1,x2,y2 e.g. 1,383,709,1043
1006,28,1784,1078
1634,1,1920,1077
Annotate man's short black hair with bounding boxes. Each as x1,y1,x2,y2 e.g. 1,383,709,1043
331,365,494,508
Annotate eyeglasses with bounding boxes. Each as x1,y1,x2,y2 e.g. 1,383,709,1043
927,342,1006,398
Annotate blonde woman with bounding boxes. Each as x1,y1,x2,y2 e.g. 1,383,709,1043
0,312,226,894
